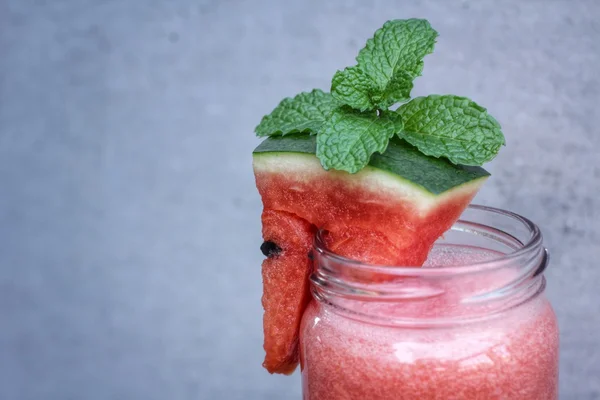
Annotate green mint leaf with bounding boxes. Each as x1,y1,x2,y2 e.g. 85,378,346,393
331,66,414,111
397,95,505,166
255,89,340,137
331,66,377,112
378,69,414,107
331,19,437,110
316,107,404,173
357,19,438,87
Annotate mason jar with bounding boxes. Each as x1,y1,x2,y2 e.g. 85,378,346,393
300,205,559,400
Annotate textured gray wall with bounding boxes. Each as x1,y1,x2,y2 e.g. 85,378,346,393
0,0,598,399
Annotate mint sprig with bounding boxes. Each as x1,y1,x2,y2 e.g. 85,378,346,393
254,19,506,173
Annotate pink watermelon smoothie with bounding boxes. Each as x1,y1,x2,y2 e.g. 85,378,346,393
300,246,559,400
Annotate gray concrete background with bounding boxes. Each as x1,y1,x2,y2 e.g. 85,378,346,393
0,0,598,399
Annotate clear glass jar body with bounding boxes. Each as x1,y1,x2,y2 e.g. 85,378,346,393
300,206,559,400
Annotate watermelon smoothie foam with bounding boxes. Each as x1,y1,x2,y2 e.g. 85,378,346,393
301,206,558,399
252,18,558,399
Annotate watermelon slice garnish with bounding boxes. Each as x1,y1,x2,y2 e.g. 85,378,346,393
253,134,489,374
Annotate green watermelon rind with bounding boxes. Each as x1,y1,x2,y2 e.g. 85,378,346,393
253,134,489,196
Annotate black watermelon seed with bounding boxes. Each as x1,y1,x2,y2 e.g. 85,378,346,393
260,241,282,257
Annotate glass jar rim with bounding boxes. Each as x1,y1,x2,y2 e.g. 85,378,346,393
313,204,544,277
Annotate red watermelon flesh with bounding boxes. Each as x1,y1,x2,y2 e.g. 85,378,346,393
253,135,489,374
260,209,315,374
255,152,486,266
